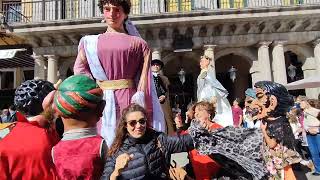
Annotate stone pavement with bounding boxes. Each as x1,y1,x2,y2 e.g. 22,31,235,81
171,153,318,180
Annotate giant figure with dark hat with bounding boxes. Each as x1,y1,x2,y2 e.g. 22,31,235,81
73,0,165,146
151,59,174,134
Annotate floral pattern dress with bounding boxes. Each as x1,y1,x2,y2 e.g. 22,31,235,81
262,117,301,179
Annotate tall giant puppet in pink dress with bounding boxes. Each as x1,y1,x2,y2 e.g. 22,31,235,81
73,0,165,146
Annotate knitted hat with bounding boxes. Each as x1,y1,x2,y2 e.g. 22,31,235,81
14,79,55,116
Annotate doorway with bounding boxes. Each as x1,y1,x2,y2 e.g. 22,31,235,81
215,54,252,103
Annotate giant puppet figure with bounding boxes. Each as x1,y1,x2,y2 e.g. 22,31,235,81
253,81,301,179
197,55,233,127
73,0,165,146
151,59,174,134
189,81,301,179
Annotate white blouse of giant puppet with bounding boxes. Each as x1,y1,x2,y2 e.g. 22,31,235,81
196,55,233,127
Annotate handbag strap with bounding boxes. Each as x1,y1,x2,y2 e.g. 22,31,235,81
156,137,173,178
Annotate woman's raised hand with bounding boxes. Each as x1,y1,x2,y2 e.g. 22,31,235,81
115,153,134,172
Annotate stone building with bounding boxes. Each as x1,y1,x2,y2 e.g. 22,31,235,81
1,0,320,104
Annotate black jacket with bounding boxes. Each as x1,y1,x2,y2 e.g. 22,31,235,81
101,129,193,180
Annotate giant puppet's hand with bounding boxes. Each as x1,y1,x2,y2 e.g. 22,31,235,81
131,91,145,108
169,167,187,180
158,95,166,103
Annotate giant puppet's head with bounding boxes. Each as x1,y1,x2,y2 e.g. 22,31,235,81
199,55,212,70
151,59,164,74
252,81,294,120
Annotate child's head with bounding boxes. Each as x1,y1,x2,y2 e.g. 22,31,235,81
53,75,105,129
233,98,241,106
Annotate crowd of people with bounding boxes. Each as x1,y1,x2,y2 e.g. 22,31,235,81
1,0,320,180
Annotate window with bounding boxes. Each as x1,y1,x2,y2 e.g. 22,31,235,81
1,71,14,89
23,70,34,81
2,1,22,23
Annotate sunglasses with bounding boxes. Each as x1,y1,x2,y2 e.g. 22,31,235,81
200,55,211,61
126,118,147,127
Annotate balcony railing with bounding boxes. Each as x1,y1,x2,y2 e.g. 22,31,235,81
2,0,320,23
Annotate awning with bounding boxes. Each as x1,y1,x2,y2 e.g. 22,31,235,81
0,48,27,59
0,50,34,69
0,32,33,69
285,76,320,90
0,32,24,46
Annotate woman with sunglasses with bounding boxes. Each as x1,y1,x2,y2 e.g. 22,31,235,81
102,104,194,180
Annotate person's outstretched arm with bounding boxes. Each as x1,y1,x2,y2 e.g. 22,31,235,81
159,133,194,154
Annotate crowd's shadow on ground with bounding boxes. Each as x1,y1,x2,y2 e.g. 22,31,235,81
216,164,311,180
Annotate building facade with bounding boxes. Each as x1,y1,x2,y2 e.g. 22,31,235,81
1,0,320,103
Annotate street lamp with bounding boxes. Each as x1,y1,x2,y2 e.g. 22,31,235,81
178,68,186,106
287,64,297,81
178,68,186,84
228,66,237,82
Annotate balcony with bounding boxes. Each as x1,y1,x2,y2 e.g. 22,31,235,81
2,0,320,24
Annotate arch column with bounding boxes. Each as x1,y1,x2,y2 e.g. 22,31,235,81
58,57,76,80
204,45,216,78
46,55,59,83
33,55,46,80
272,41,287,85
257,41,272,81
14,67,23,88
313,39,320,96
313,39,320,74
250,61,260,86
302,57,318,98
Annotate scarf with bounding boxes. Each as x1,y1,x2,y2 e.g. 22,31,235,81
188,121,269,180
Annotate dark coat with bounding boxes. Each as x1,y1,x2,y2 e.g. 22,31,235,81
101,129,193,180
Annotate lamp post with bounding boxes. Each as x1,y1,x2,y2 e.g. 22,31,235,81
287,64,297,81
178,68,186,106
178,68,186,84
228,66,237,83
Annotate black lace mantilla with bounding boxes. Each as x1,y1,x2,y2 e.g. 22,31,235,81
264,117,296,150
188,121,269,180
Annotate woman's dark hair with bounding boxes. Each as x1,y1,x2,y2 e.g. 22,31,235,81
9,105,16,111
108,103,148,156
98,0,131,14
254,81,294,117
194,101,216,119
